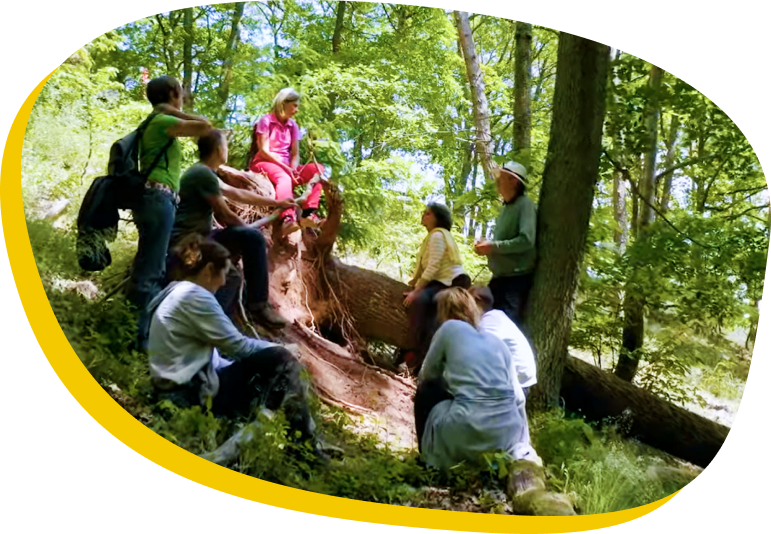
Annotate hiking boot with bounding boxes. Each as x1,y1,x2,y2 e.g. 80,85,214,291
248,301,288,328
281,217,301,236
300,212,326,229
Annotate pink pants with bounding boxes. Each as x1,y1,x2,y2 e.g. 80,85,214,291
251,161,325,220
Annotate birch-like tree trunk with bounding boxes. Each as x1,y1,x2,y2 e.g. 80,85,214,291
659,115,681,214
454,11,495,181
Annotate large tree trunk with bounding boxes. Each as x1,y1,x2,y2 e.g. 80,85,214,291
527,33,610,408
615,65,664,382
454,11,495,181
233,171,727,470
562,357,728,468
317,257,728,468
513,21,533,164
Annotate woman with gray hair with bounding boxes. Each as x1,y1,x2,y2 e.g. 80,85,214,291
248,88,326,236
401,203,470,374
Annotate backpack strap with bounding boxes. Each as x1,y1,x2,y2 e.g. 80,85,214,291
138,112,176,178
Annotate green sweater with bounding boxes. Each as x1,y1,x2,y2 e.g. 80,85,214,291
488,195,537,277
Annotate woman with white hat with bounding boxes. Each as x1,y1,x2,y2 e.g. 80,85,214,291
473,161,537,329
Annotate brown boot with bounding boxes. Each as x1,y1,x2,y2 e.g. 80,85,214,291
248,301,287,328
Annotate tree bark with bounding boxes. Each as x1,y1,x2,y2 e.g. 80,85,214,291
615,65,664,382
318,257,728,468
562,357,728,468
612,170,628,253
513,21,532,164
332,1,347,54
659,115,680,214
454,11,495,181
218,2,246,124
527,33,610,409
182,8,194,111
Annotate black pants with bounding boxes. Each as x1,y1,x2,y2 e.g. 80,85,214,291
155,347,315,441
414,379,454,453
408,274,471,373
211,226,269,309
488,273,534,330
215,346,316,440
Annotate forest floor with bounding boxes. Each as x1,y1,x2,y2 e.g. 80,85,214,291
29,218,719,515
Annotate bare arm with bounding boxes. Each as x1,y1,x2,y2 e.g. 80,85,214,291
219,180,298,209
166,119,212,139
206,193,245,228
217,165,255,190
290,138,300,170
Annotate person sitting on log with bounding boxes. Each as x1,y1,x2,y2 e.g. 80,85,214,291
473,161,536,331
415,287,540,470
248,87,327,236
470,285,537,399
148,235,325,458
169,129,295,328
401,203,470,374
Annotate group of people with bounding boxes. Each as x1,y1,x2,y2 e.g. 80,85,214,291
403,161,540,468
126,74,540,469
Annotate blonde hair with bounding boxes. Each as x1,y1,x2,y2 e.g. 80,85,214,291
436,287,481,328
271,87,301,120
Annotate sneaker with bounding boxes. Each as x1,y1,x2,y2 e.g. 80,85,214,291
247,301,287,328
300,212,326,229
281,217,301,236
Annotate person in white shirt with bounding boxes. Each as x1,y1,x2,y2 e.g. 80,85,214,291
148,234,321,453
416,287,540,469
470,286,537,398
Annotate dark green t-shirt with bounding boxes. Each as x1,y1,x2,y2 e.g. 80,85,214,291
171,163,221,245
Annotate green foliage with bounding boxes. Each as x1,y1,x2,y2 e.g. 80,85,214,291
530,410,697,515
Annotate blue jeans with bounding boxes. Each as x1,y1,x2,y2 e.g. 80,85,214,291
129,187,177,349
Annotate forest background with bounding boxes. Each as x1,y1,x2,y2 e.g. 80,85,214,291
9,0,771,523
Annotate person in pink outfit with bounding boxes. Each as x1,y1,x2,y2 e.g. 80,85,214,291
249,88,326,236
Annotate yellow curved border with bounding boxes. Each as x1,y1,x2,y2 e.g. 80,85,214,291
2,73,678,533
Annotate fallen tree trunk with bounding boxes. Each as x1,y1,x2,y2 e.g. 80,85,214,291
321,259,729,468
232,167,728,469
561,357,728,468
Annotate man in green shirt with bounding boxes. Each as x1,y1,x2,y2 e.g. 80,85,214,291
474,161,537,329
169,129,297,328
129,75,211,351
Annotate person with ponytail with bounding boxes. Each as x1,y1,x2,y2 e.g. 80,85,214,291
148,235,320,452
248,88,327,236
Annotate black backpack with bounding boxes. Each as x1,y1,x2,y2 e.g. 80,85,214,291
76,113,175,272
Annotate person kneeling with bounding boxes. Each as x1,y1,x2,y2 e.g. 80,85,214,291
415,287,539,470
148,236,319,452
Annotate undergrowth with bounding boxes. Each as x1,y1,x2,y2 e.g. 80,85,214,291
29,217,699,514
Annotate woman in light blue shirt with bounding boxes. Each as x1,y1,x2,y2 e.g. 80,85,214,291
148,235,317,443
415,287,539,470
